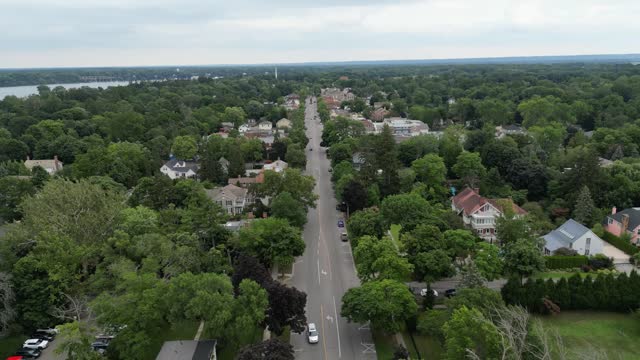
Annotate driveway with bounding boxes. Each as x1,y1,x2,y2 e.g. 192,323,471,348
602,242,635,273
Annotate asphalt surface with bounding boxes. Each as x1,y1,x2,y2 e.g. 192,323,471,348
290,98,376,360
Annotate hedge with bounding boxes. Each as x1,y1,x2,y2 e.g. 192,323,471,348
545,255,588,269
601,231,639,255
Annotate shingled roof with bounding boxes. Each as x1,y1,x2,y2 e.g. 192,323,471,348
452,187,527,216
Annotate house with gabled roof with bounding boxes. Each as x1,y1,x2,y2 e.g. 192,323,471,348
24,155,63,174
604,207,640,244
160,159,199,179
451,187,528,242
542,219,604,256
206,184,251,215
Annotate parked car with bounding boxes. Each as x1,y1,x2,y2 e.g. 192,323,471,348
92,341,109,354
445,288,457,298
337,220,345,228
307,323,319,344
420,288,438,297
14,347,42,358
340,232,348,242
22,339,48,350
29,332,54,342
35,328,58,335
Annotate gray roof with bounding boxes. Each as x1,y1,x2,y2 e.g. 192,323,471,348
542,219,591,252
164,159,199,173
206,184,248,201
607,208,640,230
155,340,217,360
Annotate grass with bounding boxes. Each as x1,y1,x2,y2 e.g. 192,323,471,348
402,331,444,360
538,311,640,360
389,224,402,251
217,326,264,360
531,271,591,280
372,328,396,360
0,334,27,358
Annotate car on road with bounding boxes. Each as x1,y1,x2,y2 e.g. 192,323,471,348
35,328,58,335
337,219,345,227
445,288,457,298
13,347,42,359
22,339,48,350
340,232,348,242
420,288,438,297
307,323,319,344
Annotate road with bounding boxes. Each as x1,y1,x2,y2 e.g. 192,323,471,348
289,97,376,360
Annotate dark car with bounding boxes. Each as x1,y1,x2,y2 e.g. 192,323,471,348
92,341,109,354
14,348,41,359
337,220,345,228
30,332,54,342
445,288,457,298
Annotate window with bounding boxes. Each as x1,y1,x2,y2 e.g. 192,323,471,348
226,200,233,206
585,249,590,255
608,218,613,225
586,238,591,246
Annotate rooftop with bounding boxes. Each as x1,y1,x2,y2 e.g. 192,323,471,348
543,219,592,251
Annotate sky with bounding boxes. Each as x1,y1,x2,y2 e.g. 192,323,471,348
0,0,639,68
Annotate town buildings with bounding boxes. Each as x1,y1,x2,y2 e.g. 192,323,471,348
542,219,604,256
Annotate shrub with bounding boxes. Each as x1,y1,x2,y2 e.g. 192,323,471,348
545,255,588,269
601,231,639,255
588,254,614,270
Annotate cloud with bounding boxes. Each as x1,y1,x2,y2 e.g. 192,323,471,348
0,0,638,68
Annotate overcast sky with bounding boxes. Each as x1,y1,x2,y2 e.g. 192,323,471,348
0,0,639,68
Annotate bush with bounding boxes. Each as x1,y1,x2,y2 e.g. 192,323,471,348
545,255,588,269
588,254,614,270
601,231,639,255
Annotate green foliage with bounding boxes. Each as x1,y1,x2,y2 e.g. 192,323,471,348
270,192,307,228
452,151,486,188
236,218,305,267
353,236,413,282
0,177,35,222
255,169,317,209
443,306,501,360
573,186,596,226
473,242,503,281
446,287,504,318
601,231,640,255
503,239,546,280
171,135,198,160
341,279,418,334
346,207,386,241
416,309,449,340
545,255,589,269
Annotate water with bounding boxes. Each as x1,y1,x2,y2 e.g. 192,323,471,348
0,81,131,99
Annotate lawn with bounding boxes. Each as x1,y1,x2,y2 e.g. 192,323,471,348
402,331,443,360
389,224,402,251
216,326,263,360
538,311,640,360
0,334,27,359
372,328,396,360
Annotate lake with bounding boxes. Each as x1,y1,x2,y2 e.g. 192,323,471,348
0,81,132,99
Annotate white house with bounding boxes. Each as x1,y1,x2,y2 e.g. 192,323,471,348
160,159,199,179
542,219,605,256
24,155,63,174
495,125,526,139
451,188,528,242
377,117,429,136
276,118,292,129
258,121,273,131
206,184,251,215
263,159,288,173
238,124,251,133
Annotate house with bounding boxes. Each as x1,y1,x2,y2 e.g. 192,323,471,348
284,94,301,110
220,122,235,131
263,159,288,173
373,102,386,109
257,121,273,132
604,207,640,244
24,155,63,174
238,124,251,133
228,172,264,188
160,159,199,179
370,108,389,122
155,340,217,360
321,87,355,103
276,118,292,129
495,125,526,139
380,117,429,136
352,152,366,171
218,157,229,174
542,219,604,256
598,157,615,168
451,188,528,241
331,109,351,119
360,119,376,134
206,184,250,215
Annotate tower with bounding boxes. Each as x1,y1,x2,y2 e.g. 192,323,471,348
275,67,278,80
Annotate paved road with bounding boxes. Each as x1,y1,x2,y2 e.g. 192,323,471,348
290,98,376,360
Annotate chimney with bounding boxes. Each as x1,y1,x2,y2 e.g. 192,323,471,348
26,155,30,161
622,214,630,232
612,207,617,215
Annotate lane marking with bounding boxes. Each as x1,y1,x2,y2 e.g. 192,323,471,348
333,295,342,358
362,343,376,354
320,304,328,360
317,259,321,285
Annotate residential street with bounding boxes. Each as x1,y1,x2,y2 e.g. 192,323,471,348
289,97,376,360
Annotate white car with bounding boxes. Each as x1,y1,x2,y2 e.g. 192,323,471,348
36,327,59,335
420,288,438,297
23,338,49,349
307,323,319,344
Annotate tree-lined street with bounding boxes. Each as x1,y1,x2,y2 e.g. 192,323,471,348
289,97,376,360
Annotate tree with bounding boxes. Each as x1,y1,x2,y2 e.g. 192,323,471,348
452,151,486,188
346,208,385,240
284,144,306,168
0,272,15,334
105,142,153,188
171,135,198,160
412,154,447,188
413,249,455,283
270,192,307,228
341,179,368,214
236,339,294,360
401,225,447,259
443,306,501,360
231,253,271,289
458,262,486,289
503,239,545,281
341,279,417,333
473,243,504,281
237,218,305,268
443,229,478,262
255,169,317,209
353,236,413,282
55,321,104,360
446,287,504,318
222,106,247,128
573,186,595,226
0,177,35,221
244,100,265,120
264,282,307,335
380,193,432,231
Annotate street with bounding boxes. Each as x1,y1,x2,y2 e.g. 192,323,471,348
289,97,376,360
